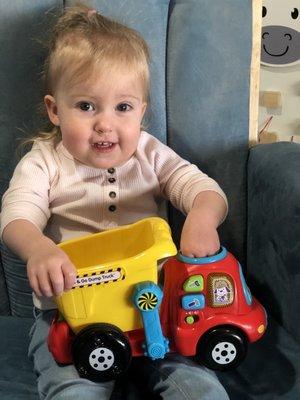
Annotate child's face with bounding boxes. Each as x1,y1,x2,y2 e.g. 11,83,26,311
45,69,147,169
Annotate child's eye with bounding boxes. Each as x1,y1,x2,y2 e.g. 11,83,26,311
77,102,95,112
116,103,132,112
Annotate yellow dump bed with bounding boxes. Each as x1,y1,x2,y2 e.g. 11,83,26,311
55,217,177,334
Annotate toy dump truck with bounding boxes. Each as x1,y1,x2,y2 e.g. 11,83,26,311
48,217,267,382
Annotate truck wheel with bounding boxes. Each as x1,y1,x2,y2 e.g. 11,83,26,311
196,327,247,371
72,323,132,382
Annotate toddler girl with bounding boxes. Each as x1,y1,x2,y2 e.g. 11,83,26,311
0,4,229,400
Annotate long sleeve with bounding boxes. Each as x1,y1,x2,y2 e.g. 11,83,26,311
0,144,53,238
138,132,228,215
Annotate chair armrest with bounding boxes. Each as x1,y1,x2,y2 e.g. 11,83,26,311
0,252,10,315
247,142,300,342
0,243,33,317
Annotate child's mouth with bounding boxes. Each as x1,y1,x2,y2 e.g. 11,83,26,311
92,141,116,152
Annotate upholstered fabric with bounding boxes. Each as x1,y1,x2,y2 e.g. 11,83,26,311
0,0,63,201
0,0,63,319
0,316,38,399
247,142,300,342
167,0,252,263
0,253,9,315
1,243,33,317
219,316,300,399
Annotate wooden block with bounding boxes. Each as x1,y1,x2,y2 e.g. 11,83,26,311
259,131,279,143
260,91,282,108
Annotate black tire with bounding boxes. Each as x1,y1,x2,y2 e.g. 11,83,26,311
72,323,132,382
196,327,247,371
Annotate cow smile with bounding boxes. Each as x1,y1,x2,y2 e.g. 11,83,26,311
263,45,289,57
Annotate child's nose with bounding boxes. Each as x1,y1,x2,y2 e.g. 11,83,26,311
94,113,113,134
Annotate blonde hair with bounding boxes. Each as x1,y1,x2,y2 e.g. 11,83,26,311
26,3,150,145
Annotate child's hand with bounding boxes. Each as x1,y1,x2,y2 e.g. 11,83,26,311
180,191,227,258
180,210,221,258
27,241,77,298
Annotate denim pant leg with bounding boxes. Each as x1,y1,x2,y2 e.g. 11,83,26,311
130,354,230,400
28,309,115,400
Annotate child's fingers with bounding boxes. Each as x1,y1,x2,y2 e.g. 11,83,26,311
28,273,42,298
49,267,65,296
37,269,54,297
62,262,77,291
180,239,220,258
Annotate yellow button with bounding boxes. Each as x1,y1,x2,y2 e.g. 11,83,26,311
258,324,265,334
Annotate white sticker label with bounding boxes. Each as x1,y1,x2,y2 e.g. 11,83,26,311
73,270,122,288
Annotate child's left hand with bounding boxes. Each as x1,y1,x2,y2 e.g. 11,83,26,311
180,209,220,258
179,191,227,258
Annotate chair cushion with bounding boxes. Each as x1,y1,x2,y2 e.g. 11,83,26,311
218,316,300,399
247,142,300,341
0,316,38,400
1,243,33,317
0,253,9,315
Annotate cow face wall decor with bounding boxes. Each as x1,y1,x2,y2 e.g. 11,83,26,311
261,0,300,66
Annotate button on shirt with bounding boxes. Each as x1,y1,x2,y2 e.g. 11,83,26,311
106,169,117,213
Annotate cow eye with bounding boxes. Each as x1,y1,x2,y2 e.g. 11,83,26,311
262,6,267,18
291,8,299,19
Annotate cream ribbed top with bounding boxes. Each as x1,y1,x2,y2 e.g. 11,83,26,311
1,131,227,309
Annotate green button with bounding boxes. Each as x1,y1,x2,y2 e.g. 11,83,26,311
185,315,195,324
183,275,204,292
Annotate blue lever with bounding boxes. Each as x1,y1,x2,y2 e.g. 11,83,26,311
133,281,169,360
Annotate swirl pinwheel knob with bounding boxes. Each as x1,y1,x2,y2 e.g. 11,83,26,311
137,292,158,311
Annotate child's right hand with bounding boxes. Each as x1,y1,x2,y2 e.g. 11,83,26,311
2,220,77,298
27,242,77,298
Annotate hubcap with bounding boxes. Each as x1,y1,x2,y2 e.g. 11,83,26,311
211,341,237,365
89,347,114,371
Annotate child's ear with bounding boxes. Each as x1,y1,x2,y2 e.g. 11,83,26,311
44,95,60,126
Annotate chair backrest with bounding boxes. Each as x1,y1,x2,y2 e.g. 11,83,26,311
0,0,66,316
0,0,253,316
167,0,252,261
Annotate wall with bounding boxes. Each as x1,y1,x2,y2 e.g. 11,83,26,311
258,0,300,144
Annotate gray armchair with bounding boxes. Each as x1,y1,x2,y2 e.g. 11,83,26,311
0,1,299,399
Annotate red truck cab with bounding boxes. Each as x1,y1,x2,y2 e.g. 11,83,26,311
160,247,267,370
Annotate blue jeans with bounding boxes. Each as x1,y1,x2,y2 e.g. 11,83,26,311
28,309,229,400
